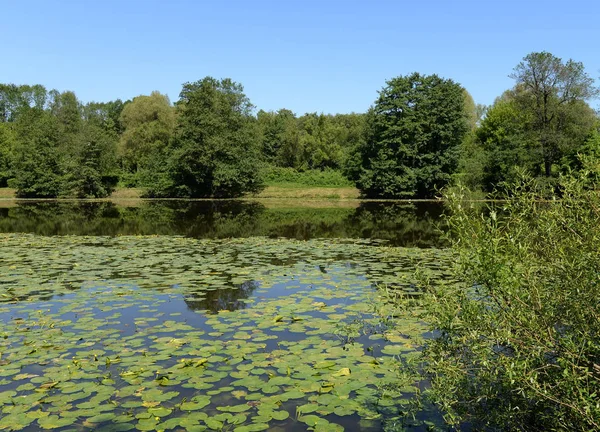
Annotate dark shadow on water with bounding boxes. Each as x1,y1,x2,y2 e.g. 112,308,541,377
0,200,447,247
183,280,259,313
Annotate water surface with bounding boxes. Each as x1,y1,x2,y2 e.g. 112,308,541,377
0,200,446,247
0,202,451,431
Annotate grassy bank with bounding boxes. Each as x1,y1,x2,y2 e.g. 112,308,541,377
0,185,361,201
251,185,359,199
0,188,16,199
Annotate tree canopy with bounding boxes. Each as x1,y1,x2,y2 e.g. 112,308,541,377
145,77,264,198
351,73,470,198
0,51,598,198
511,51,598,178
118,91,175,181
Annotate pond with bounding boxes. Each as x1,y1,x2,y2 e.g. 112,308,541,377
0,200,451,431
0,200,445,248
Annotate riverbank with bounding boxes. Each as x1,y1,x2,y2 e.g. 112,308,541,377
0,185,362,201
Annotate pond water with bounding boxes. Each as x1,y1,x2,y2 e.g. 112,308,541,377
0,201,451,431
0,200,445,248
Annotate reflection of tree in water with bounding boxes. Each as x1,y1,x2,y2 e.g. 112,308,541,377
153,201,266,238
0,200,267,237
0,200,448,247
183,280,259,313
347,202,447,248
0,201,124,235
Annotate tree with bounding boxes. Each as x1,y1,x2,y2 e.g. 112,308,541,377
48,90,82,137
469,53,598,192
65,123,119,198
118,91,175,176
354,73,470,198
11,109,65,197
9,88,119,198
510,51,598,177
83,99,127,136
473,93,536,190
146,77,264,198
0,84,47,122
257,109,299,167
0,122,16,186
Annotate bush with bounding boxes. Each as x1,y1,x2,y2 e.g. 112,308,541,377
420,169,600,429
262,166,353,187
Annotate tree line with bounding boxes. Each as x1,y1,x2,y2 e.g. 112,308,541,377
1,50,597,198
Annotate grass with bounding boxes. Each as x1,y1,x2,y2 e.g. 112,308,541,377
0,185,360,201
252,185,360,200
0,188,16,199
109,188,143,199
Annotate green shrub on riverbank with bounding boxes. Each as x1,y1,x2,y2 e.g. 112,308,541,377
420,168,600,429
262,167,353,187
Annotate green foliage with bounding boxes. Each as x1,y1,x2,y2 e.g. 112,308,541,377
473,88,596,193
146,77,264,198
0,123,16,186
419,170,600,429
11,109,65,197
0,83,47,122
257,108,299,167
354,73,470,198
7,87,119,198
474,95,535,190
83,99,127,136
510,52,597,179
119,91,175,177
48,90,82,137
66,123,119,198
1,55,596,199
257,110,365,172
563,126,600,181
262,166,353,187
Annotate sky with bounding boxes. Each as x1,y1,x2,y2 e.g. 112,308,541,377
2,0,599,114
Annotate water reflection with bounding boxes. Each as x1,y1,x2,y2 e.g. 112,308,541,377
0,200,446,247
184,281,259,313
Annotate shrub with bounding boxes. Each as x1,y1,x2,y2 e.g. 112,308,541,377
262,166,353,187
420,168,600,429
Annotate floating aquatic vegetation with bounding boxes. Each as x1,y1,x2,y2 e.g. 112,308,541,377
0,234,451,431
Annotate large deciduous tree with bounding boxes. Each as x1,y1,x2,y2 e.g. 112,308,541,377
257,109,300,167
0,84,47,122
8,87,119,198
11,109,65,198
510,51,598,177
118,91,174,177
146,77,264,198
353,73,470,198
468,53,598,192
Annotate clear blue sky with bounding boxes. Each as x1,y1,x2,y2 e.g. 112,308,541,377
2,0,599,114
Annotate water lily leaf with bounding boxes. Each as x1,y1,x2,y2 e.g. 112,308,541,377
332,367,351,377
180,396,211,411
0,413,34,430
37,415,74,429
217,404,251,413
314,361,336,369
271,410,289,421
381,345,409,355
205,418,223,430
87,413,116,423
136,417,159,431
233,424,269,432
148,407,171,417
